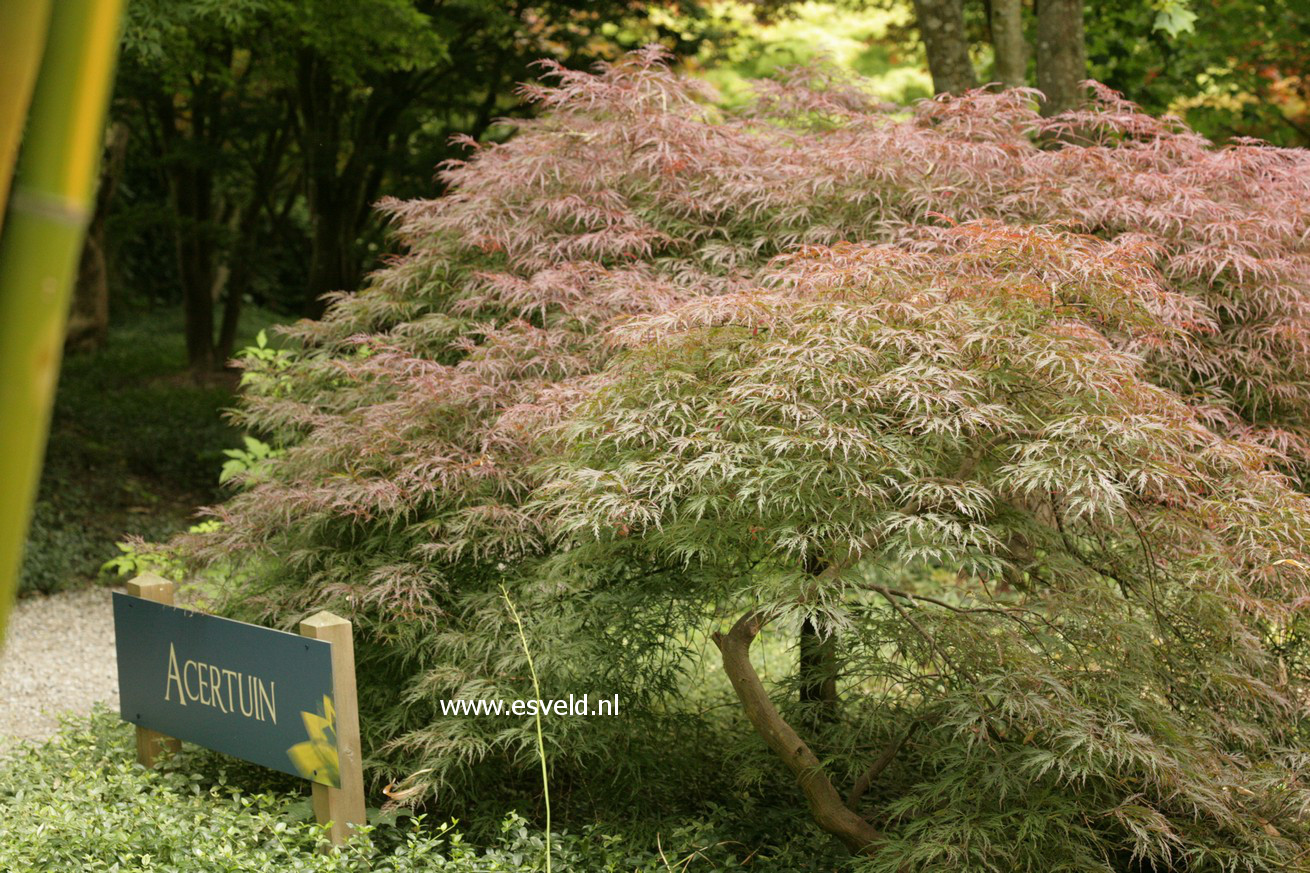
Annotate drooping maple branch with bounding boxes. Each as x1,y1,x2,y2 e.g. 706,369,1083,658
847,723,918,810
712,610,883,856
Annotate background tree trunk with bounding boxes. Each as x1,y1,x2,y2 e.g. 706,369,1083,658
990,0,1027,88
68,235,109,353
173,162,217,374
67,121,128,353
914,0,978,94
297,52,407,318
154,86,222,375
304,200,357,318
215,203,260,364
1036,0,1087,115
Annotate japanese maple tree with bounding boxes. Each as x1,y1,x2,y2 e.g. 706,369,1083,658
180,51,1310,867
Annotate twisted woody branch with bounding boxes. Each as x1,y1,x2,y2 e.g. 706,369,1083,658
712,610,883,855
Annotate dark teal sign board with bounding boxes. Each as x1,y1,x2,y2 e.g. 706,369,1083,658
113,593,340,787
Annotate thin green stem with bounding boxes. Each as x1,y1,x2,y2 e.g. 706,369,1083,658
500,584,551,873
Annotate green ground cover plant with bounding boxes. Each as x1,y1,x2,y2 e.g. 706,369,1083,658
0,709,831,872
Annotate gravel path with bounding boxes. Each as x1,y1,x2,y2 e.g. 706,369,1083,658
0,586,122,745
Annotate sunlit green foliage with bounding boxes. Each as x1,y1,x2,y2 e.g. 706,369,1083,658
661,2,932,105
1086,0,1310,147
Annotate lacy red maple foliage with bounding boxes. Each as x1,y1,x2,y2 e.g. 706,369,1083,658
201,51,1310,594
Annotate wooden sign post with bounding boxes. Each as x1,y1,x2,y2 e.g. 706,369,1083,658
117,574,366,847
125,573,181,768
299,611,366,845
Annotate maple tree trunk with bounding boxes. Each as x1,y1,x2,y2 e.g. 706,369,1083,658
799,555,838,718
714,611,883,856
914,0,978,94
1036,0,1086,115
799,616,839,713
990,0,1027,88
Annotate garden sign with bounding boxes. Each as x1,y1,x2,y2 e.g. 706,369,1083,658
113,574,365,844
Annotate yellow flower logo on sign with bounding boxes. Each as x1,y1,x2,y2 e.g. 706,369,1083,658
286,694,340,787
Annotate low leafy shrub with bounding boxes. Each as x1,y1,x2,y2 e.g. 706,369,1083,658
19,501,111,595
0,710,835,872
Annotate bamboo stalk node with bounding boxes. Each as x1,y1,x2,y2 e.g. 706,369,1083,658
7,187,89,225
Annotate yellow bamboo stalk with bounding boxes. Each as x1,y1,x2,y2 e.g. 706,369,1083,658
0,2,53,236
0,0,126,639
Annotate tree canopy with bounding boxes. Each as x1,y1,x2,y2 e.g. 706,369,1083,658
108,0,698,369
